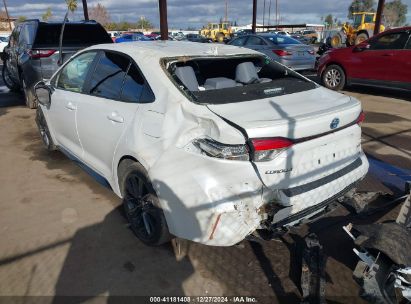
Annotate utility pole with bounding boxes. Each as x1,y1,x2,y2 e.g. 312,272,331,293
374,0,385,35
263,0,266,27
2,0,12,31
159,0,168,40
252,0,257,33
275,0,278,27
82,0,89,20
225,0,228,22
268,0,271,26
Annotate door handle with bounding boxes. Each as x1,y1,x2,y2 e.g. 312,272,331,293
65,102,77,110
382,53,393,56
107,112,124,123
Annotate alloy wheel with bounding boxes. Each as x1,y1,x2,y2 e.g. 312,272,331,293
123,174,158,241
324,68,341,88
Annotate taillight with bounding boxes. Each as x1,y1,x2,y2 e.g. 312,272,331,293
308,50,315,55
194,138,249,161
29,49,56,59
356,111,365,125
273,49,292,56
250,138,294,162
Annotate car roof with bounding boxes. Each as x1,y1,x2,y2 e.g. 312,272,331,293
379,26,411,34
87,41,260,59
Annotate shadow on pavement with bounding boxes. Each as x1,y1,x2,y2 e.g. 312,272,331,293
345,85,411,102
52,206,194,302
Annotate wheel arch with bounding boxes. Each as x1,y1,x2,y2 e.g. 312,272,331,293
116,155,145,197
321,61,347,80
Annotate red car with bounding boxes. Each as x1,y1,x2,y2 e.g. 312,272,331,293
317,27,411,91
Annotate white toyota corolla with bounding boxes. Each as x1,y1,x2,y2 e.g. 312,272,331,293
34,41,368,246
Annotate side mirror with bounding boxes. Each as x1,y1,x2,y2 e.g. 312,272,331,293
34,81,52,107
353,44,370,52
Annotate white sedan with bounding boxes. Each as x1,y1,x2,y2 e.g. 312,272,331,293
0,36,9,53
34,41,368,246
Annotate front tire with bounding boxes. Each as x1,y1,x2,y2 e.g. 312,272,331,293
322,64,346,91
35,107,56,151
21,74,37,109
119,161,171,246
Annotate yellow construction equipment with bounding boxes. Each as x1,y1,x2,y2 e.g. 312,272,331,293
331,12,385,48
200,22,232,42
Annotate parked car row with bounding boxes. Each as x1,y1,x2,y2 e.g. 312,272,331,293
1,19,112,108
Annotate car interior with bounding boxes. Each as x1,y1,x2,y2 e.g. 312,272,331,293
166,56,317,104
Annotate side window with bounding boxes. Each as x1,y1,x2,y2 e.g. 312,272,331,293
406,35,411,49
245,36,266,46
231,36,247,46
121,64,154,103
18,25,28,47
370,32,409,50
364,15,374,23
57,51,97,92
9,26,20,47
88,52,130,100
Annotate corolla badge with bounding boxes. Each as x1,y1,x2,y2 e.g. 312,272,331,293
330,118,340,129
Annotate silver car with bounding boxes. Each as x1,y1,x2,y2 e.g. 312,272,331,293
228,34,316,71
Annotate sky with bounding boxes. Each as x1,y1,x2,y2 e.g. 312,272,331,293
5,0,411,29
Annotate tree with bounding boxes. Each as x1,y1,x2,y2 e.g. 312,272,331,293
42,7,52,21
89,3,110,25
348,0,375,19
325,14,334,27
58,0,78,65
65,0,77,14
16,16,27,24
136,18,153,30
384,0,408,27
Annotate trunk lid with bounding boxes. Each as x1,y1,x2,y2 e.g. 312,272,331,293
207,86,361,139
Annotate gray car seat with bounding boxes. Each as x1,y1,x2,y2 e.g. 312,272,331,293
235,62,271,84
204,77,239,90
175,66,200,91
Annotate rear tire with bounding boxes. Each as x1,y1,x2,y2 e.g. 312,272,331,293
331,33,344,48
322,64,346,91
2,61,20,91
21,74,37,109
355,33,369,45
118,161,171,246
216,33,225,43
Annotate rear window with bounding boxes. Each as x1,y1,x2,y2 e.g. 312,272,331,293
265,35,301,45
164,55,317,105
33,23,112,47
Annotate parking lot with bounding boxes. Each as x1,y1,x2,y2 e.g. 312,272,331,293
0,61,410,303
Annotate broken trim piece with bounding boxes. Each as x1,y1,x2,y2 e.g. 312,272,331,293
209,214,222,240
282,157,363,197
272,181,358,229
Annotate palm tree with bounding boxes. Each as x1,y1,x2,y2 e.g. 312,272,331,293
58,0,78,65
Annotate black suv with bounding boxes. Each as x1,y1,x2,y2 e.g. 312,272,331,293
2,19,112,108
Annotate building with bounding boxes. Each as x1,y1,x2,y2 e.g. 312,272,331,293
0,10,16,32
